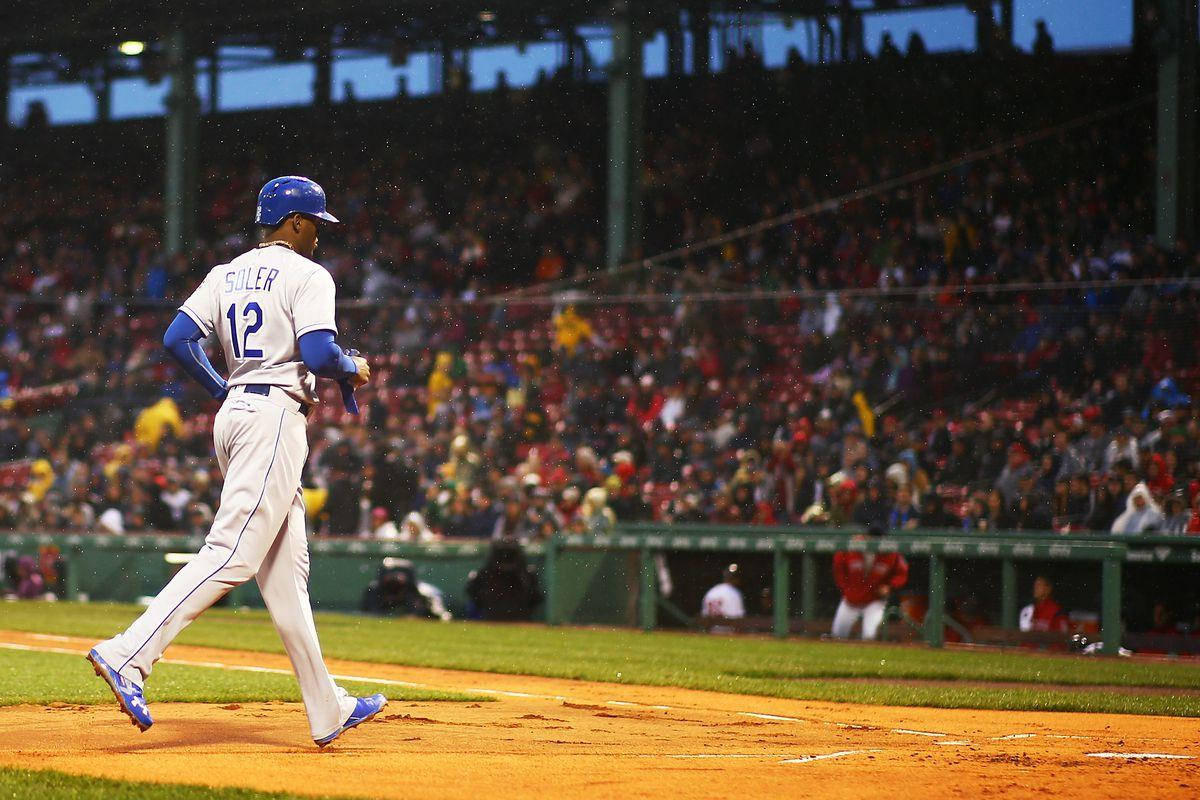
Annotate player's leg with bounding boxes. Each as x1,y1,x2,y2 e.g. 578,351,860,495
256,489,357,740
93,403,305,686
860,599,888,640
830,599,862,638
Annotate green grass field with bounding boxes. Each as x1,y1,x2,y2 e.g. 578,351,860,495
0,767,351,800
3,601,1200,716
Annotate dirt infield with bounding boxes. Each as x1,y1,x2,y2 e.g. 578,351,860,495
0,631,1197,799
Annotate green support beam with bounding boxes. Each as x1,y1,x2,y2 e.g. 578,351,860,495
924,554,945,648
314,29,333,108
0,51,8,131
799,551,817,623
691,9,711,75
1155,0,1198,246
1101,556,1123,655
543,535,560,625
773,547,789,638
1000,558,1018,629
164,26,200,256
605,0,645,269
638,547,657,631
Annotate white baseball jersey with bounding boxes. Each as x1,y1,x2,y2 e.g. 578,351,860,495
179,242,338,405
701,582,746,618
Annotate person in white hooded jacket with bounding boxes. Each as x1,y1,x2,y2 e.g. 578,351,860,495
1110,482,1165,534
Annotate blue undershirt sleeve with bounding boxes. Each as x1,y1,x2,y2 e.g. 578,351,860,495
163,311,228,400
298,329,358,380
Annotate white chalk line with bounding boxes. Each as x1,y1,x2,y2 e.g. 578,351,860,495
935,740,972,746
1087,753,1194,760
991,733,1037,740
891,728,947,737
663,753,795,759
739,711,802,722
0,641,431,691
779,749,882,764
607,700,671,710
4,640,657,708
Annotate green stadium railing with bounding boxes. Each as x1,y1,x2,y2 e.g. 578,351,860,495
6,525,1198,655
539,523,1185,656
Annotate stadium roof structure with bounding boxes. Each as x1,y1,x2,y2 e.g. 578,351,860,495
3,0,987,81
2,1,979,47
4,0,1191,262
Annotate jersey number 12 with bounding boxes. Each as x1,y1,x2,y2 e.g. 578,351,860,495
226,302,264,359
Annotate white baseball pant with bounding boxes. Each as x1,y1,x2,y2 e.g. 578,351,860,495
93,389,356,740
831,598,887,640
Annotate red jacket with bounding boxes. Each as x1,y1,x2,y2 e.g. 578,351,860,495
833,550,909,607
1026,598,1069,633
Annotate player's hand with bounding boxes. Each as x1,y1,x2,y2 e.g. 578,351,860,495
349,356,371,388
876,584,892,599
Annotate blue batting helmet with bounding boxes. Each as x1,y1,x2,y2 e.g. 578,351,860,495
255,176,340,226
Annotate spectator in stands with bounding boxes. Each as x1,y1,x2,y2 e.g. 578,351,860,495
919,494,959,529
1161,491,1190,534
1089,476,1126,531
1032,19,1055,59
1111,482,1165,534
831,525,909,640
701,563,747,633
1018,576,1069,633
878,32,902,64
887,484,920,530
854,479,889,529
370,507,401,539
995,443,1034,505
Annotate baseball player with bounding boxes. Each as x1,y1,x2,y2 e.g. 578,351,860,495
831,525,909,640
86,176,386,747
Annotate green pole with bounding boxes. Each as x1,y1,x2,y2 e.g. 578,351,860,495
164,25,200,256
543,536,559,625
800,551,817,625
1101,556,1123,655
638,547,657,631
65,547,79,600
1000,558,1018,630
773,546,789,638
1154,0,1198,246
605,0,645,268
925,554,945,648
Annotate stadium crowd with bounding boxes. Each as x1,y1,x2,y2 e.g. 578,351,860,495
3,51,1198,553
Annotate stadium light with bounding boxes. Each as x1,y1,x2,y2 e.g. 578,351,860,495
118,40,146,56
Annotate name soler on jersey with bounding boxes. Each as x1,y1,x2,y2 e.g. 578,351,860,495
225,265,281,293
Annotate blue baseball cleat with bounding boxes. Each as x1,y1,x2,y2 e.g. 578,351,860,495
86,648,153,731
315,693,388,747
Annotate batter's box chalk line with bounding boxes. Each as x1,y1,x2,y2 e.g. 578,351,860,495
779,749,883,764
1086,753,1194,760
738,712,802,722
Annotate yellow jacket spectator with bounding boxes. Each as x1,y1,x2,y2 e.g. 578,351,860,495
134,397,183,450
553,306,592,357
427,351,456,418
26,459,55,502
